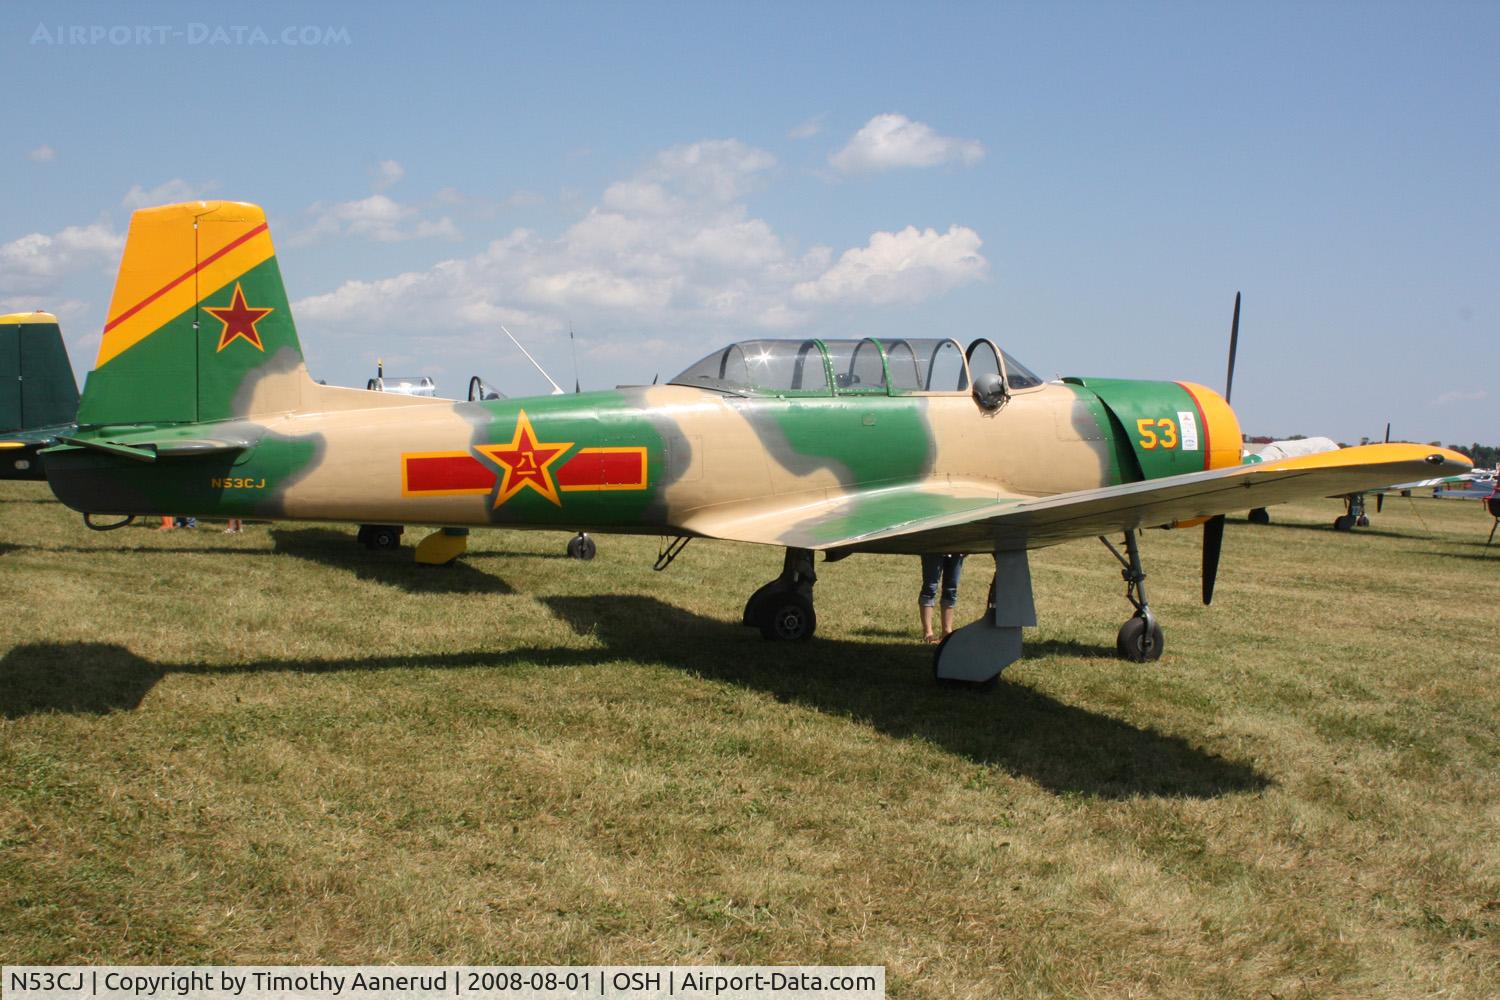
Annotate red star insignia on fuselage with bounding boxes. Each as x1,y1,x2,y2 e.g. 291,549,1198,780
475,410,573,507
206,282,273,353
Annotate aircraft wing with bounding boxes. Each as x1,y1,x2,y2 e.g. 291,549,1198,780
680,479,1015,550
690,443,1472,555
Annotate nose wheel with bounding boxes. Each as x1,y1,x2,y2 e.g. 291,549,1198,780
1101,530,1165,663
1116,615,1164,662
565,532,597,560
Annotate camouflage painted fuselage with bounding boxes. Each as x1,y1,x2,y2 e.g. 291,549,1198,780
46,373,1238,554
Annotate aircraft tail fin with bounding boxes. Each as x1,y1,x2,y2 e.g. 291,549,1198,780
77,201,312,428
1,311,78,433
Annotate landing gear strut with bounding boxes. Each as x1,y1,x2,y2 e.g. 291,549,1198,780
1335,493,1368,531
742,548,817,640
1101,530,1164,662
932,548,1036,687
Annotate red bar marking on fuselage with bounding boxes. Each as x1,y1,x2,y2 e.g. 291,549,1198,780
402,446,647,497
404,453,495,495
556,448,647,490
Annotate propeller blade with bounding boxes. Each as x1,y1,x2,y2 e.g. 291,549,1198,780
570,325,582,393
1202,514,1226,605
1384,421,1391,444
1224,291,1241,404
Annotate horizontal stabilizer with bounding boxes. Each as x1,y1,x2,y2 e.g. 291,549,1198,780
2,428,66,449
53,433,254,463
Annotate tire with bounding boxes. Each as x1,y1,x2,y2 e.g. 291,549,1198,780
1333,514,1356,532
1116,616,1164,662
368,525,402,550
758,592,816,641
1248,507,1271,525
566,534,597,560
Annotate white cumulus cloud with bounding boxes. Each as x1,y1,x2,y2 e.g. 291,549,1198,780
0,223,124,293
121,179,219,209
26,144,56,163
793,225,988,305
372,159,405,191
293,137,989,356
788,116,824,140
830,113,985,174
292,194,461,245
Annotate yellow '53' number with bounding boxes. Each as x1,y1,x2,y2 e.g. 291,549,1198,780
1136,417,1178,450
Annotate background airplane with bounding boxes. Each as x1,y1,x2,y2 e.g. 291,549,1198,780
0,311,79,480
41,201,1471,684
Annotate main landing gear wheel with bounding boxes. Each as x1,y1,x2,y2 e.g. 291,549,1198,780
1333,513,1356,532
758,591,816,641
565,532,597,560
1116,616,1164,662
743,547,818,642
1248,507,1271,525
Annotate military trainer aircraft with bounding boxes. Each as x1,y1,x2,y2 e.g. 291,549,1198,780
41,202,1473,684
1,310,80,480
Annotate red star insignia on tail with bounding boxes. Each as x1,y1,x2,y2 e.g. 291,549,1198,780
206,282,273,353
475,410,573,507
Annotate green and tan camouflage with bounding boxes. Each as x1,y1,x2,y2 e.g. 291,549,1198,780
1,311,79,480
41,201,1473,681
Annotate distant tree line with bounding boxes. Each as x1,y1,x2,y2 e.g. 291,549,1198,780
1356,439,1497,467
1446,442,1499,467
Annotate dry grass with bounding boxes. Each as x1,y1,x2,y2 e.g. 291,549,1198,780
2,480,1497,998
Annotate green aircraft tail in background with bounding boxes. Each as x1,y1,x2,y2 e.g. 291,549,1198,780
1,311,79,479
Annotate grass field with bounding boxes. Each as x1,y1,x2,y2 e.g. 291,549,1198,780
2,480,1497,998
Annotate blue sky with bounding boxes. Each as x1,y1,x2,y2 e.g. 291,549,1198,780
2,0,1495,444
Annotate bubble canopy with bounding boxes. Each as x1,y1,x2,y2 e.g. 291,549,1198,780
669,337,1042,397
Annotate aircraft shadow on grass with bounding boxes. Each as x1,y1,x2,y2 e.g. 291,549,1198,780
1446,551,1498,562
3,528,515,595
267,527,517,595
0,595,1270,801
1236,518,1443,543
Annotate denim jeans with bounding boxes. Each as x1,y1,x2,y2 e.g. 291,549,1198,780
918,554,964,608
